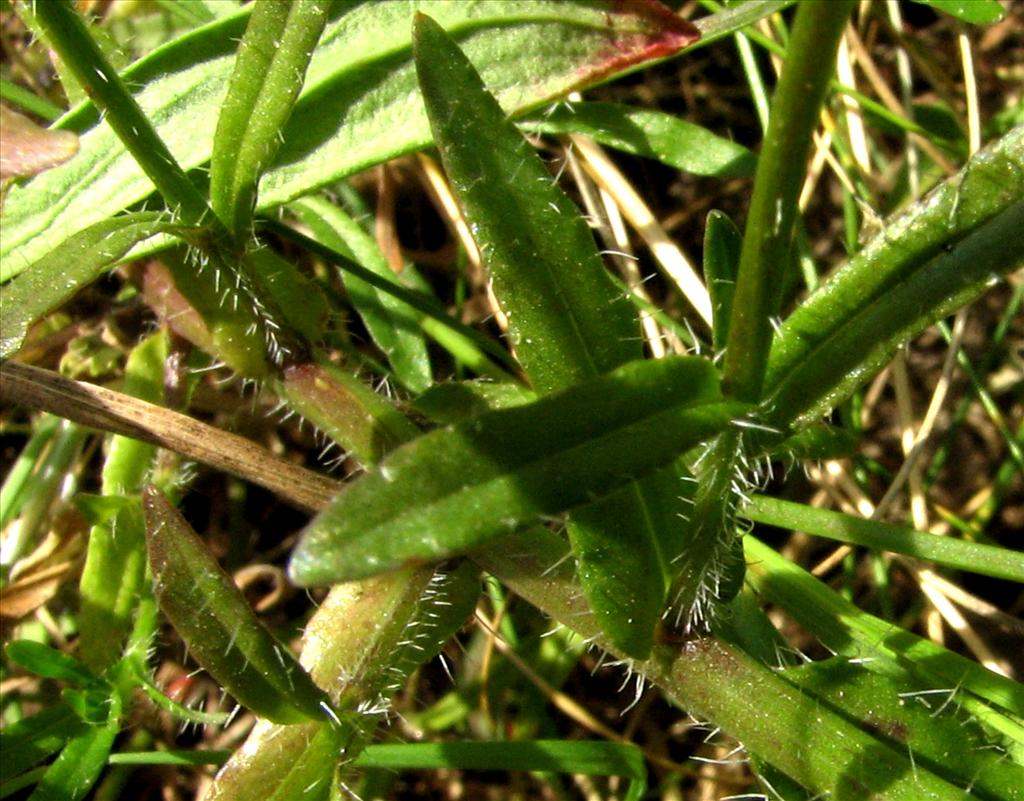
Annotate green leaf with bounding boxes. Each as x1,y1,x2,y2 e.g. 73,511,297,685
142,487,331,724
414,13,645,392
5,642,100,688
209,0,330,234
278,360,421,467
202,722,344,801
743,496,1024,583
744,536,1024,719
702,209,742,353
0,705,87,784
526,102,754,178
911,0,1006,24
414,10,700,659
765,198,1024,430
353,740,647,801
78,334,167,672
781,659,1024,799
25,698,120,801
289,197,432,393
3,0,701,276
764,127,1024,429
0,213,183,358
290,356,747,586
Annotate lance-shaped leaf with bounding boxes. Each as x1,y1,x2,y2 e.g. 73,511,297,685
702,210,742,353
0,213,184,359
763,127,1024,429
413,11,702,658
209,0,330,234
3,0,706,277
290,355,747,587
142,487,331,725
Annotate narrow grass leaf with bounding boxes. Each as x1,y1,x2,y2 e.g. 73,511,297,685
527,102,754,178
290,356,747,586
414,11,701,659
142,487,331,724
209,0,330,234
744,536,1024,719
4,0,702,275
744,496,1024,582
0,213,183,358
353,740,647,801
290,197,432,393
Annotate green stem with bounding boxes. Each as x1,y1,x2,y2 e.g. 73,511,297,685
30,0,214,227
722,0,855,401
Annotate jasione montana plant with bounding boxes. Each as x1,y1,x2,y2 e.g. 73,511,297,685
1,1,1021,799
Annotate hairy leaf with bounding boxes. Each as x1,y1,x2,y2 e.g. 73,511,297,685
290,356,747,586
143,487,331,724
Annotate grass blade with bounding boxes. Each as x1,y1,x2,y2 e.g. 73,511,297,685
289,197,432,393
743,496,1024,582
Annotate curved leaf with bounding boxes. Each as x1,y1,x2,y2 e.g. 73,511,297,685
289,356,747,586
764,127,1024,428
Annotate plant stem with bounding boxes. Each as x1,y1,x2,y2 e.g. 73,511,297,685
722,0,855,402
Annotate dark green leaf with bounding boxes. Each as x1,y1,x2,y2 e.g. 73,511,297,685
764,128,1024,429
142,487,331,724
0,213,183,358
527,102,754,178
782,659,1024,799
414,10,701,659
290,356,747,586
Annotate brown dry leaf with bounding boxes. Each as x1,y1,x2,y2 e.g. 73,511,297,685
0,104,79,181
